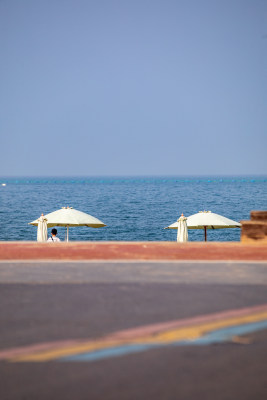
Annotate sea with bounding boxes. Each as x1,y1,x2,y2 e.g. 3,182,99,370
0,176,266,242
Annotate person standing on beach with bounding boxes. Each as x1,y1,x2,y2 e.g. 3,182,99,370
47,228,61,242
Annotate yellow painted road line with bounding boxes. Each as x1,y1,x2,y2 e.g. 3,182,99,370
153,311,267,343
12,340,123,362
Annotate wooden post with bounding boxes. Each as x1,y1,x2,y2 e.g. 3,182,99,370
204,226,207,241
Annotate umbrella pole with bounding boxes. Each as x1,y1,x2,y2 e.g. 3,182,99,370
204,226,207,241
67,225,69,242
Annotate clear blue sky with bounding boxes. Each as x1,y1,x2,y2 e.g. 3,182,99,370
0,0,266,176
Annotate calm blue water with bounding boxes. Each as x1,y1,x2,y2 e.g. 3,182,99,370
0,176,266,242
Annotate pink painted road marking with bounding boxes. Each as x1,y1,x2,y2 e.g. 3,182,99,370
1,303,267,361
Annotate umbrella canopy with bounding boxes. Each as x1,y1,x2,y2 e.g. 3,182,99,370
37,214,48,242
177,214,188,242
166,211,241,241
30,207,106,241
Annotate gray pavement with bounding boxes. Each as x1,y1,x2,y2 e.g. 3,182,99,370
0,261,267,400
1,260,267,284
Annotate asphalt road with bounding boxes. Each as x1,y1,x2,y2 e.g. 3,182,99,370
0,261,267,400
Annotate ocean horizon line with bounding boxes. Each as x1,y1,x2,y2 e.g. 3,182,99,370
1,174,267,181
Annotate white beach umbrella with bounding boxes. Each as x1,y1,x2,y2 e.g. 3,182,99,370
37,214,48,242
176,214,188,242
30,207,106,241
166,211,241,241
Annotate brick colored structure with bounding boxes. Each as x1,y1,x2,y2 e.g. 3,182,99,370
241,211,267,243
